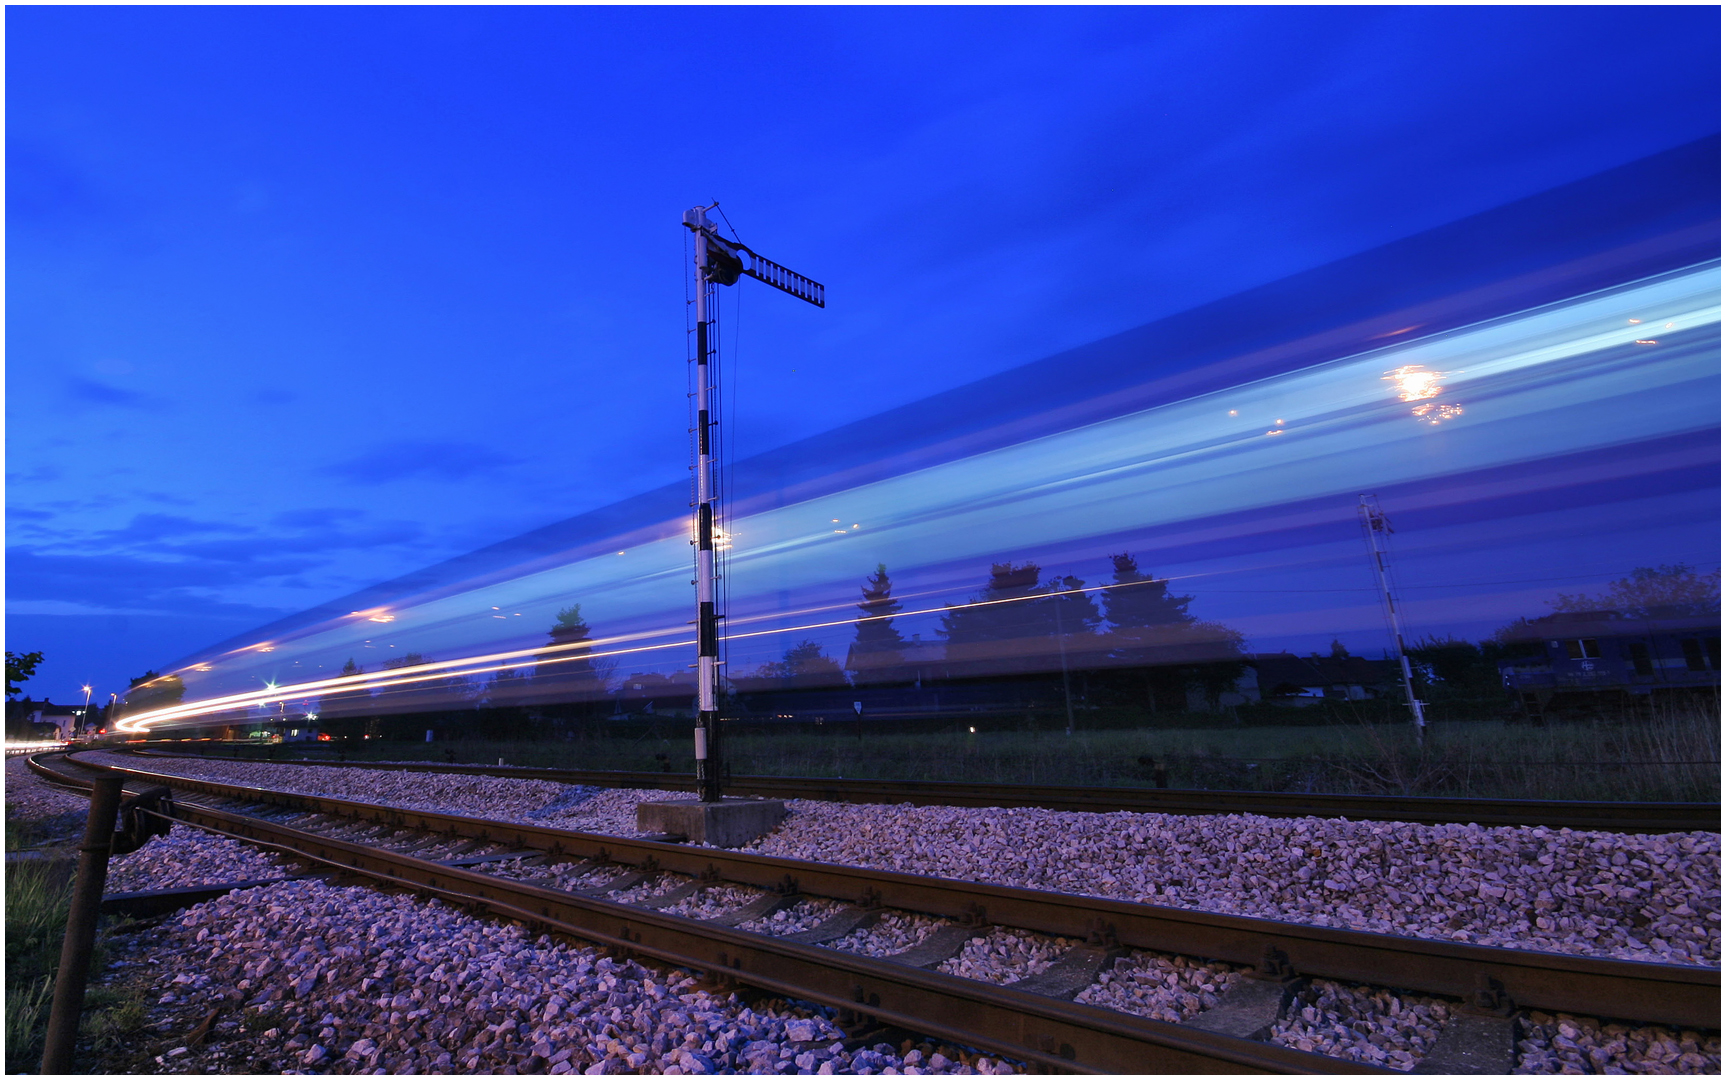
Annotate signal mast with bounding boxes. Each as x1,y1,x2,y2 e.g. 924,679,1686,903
1358,494,1427,746
682,206,824,802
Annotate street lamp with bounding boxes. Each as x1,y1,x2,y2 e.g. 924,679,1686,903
79,684,92,739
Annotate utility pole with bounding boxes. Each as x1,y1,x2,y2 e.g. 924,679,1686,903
682,205,824,803
1358,494,1427,747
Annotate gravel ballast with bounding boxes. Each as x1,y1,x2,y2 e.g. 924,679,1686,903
5,753,93,834
105,824,295,893
83,753,1721,968
97,877,1020,1075
17,754,1720,1074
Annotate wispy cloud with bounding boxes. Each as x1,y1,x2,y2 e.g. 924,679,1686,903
7,466,63,485
320,440,522,484
99,514,257,544
66,377,151,408
7,510,430,616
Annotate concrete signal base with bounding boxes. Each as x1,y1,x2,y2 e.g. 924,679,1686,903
636,798,787,848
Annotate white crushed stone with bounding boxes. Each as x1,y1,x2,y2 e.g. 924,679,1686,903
1268,980,1450,1071
747,801,1721,967
485,860,632,892
1075,952,1241,1023
664,885,766,920
105,824,294,894
738,898,848,936
828,912,947,957
102,877,1019,1074
1517,1011,1721,1074
4,754,92,827
607,874,690,904
938,929,1082,985
80,753,1721,967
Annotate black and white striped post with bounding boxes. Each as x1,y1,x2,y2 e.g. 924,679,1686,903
681,206,824,803
1359,494,1427,747
686,207,724,803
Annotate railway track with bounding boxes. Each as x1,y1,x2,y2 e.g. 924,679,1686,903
33,751,1720,1074
125,745,1720,834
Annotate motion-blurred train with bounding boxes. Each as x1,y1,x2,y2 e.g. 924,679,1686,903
110,137,1722,739
1497,611,1720,720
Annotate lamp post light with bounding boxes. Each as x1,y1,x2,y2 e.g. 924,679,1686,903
79,685,93,740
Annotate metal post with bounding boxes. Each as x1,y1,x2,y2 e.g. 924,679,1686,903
690,207,722,802
1358,495,1426,747
41,775,125,1075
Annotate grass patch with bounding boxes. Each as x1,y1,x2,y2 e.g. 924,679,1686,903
6,859,73,1073
4,857,152,1074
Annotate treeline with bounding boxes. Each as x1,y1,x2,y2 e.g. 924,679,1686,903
313,603,617,740
736,555,1249,713
300,554,1247,738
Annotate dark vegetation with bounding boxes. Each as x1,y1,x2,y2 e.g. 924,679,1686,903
5,853,147,1073
121,562,1723,803
194,698,1721,803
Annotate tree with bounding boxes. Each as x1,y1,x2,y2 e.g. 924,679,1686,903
1046,573,1104,640
6,650,43,700
846,564,909,684
535,605,602,687
747,640,845,689
1405,634,1512,702
1096,553,1245,712
533,604,613,734
1101,554,1194,629
937,561,1108,681
1550,564,1721,620
940,562,1049,644
318,658,373,738
122,670,186,716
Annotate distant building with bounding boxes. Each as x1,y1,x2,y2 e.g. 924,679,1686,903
13,700,87,740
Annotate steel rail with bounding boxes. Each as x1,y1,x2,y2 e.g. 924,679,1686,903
34,753,1370,1075
123,747,1719,834
59,752,1721,1030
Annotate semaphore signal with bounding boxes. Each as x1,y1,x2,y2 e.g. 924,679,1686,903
683,205,825,803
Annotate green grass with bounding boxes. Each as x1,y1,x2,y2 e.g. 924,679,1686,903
233,701,1720,803
6,860,73,1073
4,856,151,1073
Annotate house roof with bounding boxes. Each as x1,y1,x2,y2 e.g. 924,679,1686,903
27,701,82,717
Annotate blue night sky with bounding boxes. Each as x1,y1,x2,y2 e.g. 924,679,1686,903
6,6,1720,707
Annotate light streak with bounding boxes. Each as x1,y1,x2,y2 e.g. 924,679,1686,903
118,576,1233,733
125,261,1720,728
113,611,755,730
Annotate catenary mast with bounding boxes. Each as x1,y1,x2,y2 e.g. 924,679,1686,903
682,206,824,802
